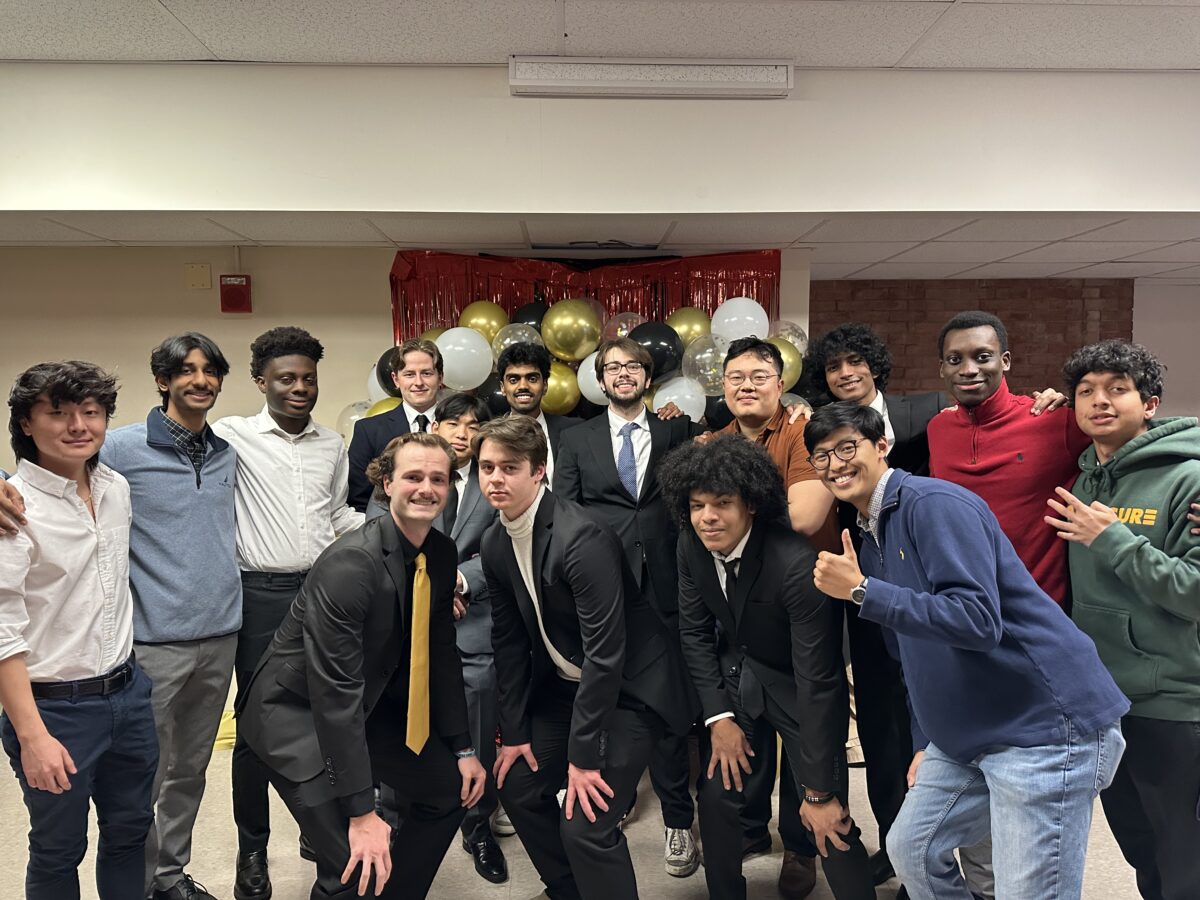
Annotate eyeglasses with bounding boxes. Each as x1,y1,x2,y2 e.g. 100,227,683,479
601,361,645,376
724,371,778,387
807,438,871,470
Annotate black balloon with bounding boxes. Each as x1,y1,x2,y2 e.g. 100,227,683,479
475,372,510,417
375,347,403,398
512,301,549,332
629,321,683,382
573,395,607,421
704,395,735,431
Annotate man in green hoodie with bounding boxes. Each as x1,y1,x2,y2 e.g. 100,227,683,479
1044,339,1200,900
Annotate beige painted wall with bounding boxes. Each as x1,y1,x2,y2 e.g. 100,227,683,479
1133,281,1200,418
0,246,397,471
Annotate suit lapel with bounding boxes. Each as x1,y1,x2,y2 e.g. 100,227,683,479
644,416,670,503
885,394,911,446
452,463,483,541
692,536,737,636
730,526,767,627
532,491,556,608
380,520,410,625
586,416,629,501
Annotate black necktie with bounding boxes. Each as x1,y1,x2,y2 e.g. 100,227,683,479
414,414,429,433
722,559,738,600
443,480,460,534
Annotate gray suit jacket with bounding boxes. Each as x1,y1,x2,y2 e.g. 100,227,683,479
367,463,498,655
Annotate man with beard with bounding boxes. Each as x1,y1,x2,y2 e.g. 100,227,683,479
555,337,702,879
496,343,579,485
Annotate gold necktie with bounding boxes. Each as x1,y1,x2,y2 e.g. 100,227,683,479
406,552,430,753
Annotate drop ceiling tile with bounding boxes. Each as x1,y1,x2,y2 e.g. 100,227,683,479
966,0,1200,5
891,242,1046,264
165,0,559,63
45,213,246,243
810,263,866,280
0,214,113,242
669,214,828,246
1056,262,1194,278
1117,241,1200,263
1008,241,1174,264
801,242,919,264
803,214,976,243
662,242,797,251
952,262,1083,279
0,0,214,61
848,262,975,280
1065,214,1200,242
563,0,945,67
937,214,1125,242
1139,266,1200,282
903,6,1200,69
524,215,674,246
369,214,526,245
207,213,391,243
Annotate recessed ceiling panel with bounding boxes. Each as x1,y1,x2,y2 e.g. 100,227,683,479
1118,241,1200,263
0,214,113,242
668,214,828,246
208,212,388,243
1065,214,1200,242
952,261,1083,279
0,0,214,61
46,212,246,243
1056,261,1195,278
810,263,868,281
369,213,526,245
804,214,976,243
1007,241,1174,264
891,242,1046,263
848,262,975,280
524,214,674,247
802,242,919,264
938,214,1125,242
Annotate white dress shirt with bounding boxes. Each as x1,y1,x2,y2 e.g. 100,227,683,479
868,390,896,455
607,407,652,498
0,461,134,681
402,401,436,433
213,407,364,573
705,524,754,726
534,412,556,487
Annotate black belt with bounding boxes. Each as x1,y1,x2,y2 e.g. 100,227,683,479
31,655,135,700
240,570,309,590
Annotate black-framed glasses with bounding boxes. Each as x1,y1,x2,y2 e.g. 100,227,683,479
807,438,871,470
601,361,645,376
723,371,777,387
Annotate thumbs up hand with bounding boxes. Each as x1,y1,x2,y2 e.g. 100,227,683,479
813,529,865,602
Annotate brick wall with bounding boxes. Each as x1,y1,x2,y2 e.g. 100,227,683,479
807,279,1134,396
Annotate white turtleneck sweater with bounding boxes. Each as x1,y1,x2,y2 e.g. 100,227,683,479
500,485,581,682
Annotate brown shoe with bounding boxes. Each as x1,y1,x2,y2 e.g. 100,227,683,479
778,850,817,900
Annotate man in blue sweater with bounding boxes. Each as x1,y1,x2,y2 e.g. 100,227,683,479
804,401,1128,900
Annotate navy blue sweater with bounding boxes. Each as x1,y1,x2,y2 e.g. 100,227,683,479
859,469,1128,762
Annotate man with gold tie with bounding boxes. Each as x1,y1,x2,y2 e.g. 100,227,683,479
235,431,486,899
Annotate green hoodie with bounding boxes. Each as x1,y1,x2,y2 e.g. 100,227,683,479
1068,416,1200,721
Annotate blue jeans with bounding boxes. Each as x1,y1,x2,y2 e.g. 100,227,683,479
1,663,159,900
890,719,1125,900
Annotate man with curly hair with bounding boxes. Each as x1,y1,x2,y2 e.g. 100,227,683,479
660,434,874,900
1046,340,1200,900
496,342,580,485
212,326,364,900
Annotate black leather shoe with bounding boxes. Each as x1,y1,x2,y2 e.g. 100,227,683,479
741,833,772,859
298,833,318,862
234,850,272,900
870,848,896,885
153,874,217,900
463,834,509,884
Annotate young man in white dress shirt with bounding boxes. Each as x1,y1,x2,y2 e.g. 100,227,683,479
0,360,158,900
495,342,579,486
212,326,364,900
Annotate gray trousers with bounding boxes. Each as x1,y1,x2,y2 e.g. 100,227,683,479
138,634,237,894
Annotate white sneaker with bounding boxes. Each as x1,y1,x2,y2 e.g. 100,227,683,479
664,826,700,878
491,806,516,837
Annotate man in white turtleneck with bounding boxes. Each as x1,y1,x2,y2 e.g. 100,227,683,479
474,416,697,900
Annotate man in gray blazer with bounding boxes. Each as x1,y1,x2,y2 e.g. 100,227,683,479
367,392,504,882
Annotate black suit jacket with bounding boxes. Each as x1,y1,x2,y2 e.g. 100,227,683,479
553,413,699,626
348,406,418,512
482,492,697,769
539,412,580,460
236,517,469,815
883,391,949,477
677,522,846,792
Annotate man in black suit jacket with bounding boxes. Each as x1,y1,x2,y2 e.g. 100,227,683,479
347,338,444,512
236,432,486,899
661,434,875,900
496,342,579,485
475,415,696,900
554,336,703,878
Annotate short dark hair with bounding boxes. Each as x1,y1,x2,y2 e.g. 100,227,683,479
803,401,886,454
435,391,492,425
8,361,119,469
249,326,325,379
496,342,551,380
595,337,655,381
471,414,548,474
805,323,893,395
937,311,1009,358
1063,340,1165,403
392,338,444,377
723,337,783,375
658,435,788,529
150,332,230,409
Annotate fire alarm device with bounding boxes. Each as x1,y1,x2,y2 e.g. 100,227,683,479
219,274,252,314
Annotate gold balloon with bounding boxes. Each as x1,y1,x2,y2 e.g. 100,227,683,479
541,299,602,362
666,306,711,348
458,301,509,345
541,361,581,416
767,337,803,392
420,327,448,342
366,397,402,417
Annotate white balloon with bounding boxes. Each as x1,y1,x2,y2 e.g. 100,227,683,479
336,400,371,443
366,366,389,404
711,297,769,343
577,351,610,406
681,334,730,397
653,376,706,422
436,326,494,391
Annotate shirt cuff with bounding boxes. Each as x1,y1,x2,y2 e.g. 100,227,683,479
457,568,470,596
337,787,377,819
704,711,735,727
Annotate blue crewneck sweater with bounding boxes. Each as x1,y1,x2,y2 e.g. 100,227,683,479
101,409,242,642
859,469,1129,762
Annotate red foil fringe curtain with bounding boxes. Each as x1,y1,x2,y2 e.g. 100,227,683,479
390,250,781,342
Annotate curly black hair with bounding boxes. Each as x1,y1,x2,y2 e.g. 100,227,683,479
937,310,1009,358
658,434,788,530
1062,340,1165,403
248,326,325,379
496,341,551,380
804,323,892,398
8,360,119,469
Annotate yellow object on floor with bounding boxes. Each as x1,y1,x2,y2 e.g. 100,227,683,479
215,709,236,751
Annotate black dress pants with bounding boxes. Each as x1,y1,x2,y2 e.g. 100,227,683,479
741,721,815,855
497,679,664,900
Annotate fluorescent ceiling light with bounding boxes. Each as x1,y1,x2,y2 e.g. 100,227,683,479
509,56,794,99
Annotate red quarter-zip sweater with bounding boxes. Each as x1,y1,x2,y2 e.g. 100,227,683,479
927,378,1091,607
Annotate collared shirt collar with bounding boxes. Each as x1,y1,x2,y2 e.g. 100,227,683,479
391,517,424,566
402,401,436,431
252,404,319,438
15,458,115,501
867,390,886,417
607,406,649,436
157,408,208,470
857,467,896,546
732,404,786,442
711,522,753,565
953,377,1013,426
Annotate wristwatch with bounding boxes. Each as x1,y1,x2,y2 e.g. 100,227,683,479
454,747,477,760
850,577,869,606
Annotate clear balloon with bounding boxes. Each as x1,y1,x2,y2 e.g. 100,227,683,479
576,351,609,406
652,377,707,422
711,296,769,342
601,311,647,342
542,361,581,415
435,326,494,391
458,300,509,344
366,365,390,404
767,336,803,392
541,299,602,362
585,298,610,328
681,334,730,397
768,320,810,356
366,397,402,417
665,306,711,347
492,323,544,361
336,400,371,442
